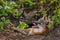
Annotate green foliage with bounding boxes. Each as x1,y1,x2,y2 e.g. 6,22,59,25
5,1,21,9
0,22,4,31
55,16,60,24
0,6,8,17
52,15,60,24
0,1,21,18
50,21,54,31
19,0,36,8
12,12,22,19
0,27,3,31
0,17,11,31
0,22,3,27
0,0,5,6
0,0,60,30
41,10,47,15
52,8,60,24
57,0,60,3
1,17,11,24
0,0,22,30
4,1,21,19
25,0,35,7
4,19,11,24
17,22,28,29
56,8,60,15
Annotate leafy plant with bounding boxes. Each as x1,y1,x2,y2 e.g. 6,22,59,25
52,15,60,24
1,17,11,24
0,17,11,31
17,22,28,29
39,0,46,5
25,0,35,7
57,0,60,3
56,8,60,15
0,1,21,18
41,10,47,15
19,0,36,8
52,8,60,24
0,0,5,6
49,21,54,31
12,11,22,19
0,22,4,31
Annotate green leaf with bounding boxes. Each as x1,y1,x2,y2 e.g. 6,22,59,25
57,0,60,3
42,10,47,15
1,17,5,22
50,21,54,30
12,12,22,19
4,19,11,24
0,22,4,31
55,16,60,24
17,22,28,29
52,15,60,24
57,9,60,15
0,22,3,27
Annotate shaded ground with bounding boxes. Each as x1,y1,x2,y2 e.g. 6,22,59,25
0,25,60,40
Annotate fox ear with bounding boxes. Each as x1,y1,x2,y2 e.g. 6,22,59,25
43,15,47,21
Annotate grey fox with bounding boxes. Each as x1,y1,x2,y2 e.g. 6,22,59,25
25,15,50,35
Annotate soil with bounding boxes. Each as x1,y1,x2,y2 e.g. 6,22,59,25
0,25,60,40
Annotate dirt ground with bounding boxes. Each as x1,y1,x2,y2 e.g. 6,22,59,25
0,25,60,40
